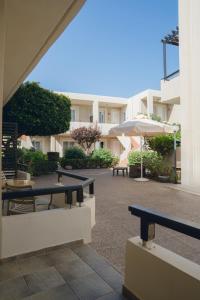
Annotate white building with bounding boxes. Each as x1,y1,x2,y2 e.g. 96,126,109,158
30,88,181,162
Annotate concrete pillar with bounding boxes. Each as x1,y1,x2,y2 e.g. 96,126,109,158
0,0,6,257
179,0,200,191
92,100,99,123
147,92,154,117
50,136,56,152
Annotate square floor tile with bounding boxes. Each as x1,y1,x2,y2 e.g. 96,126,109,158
23,283,79,300
24,266,65,294
17,255,50,275
97,292,126,300
68,272,113,300
0,260,21,282
56,257,94,282
45,248,79,266
0,276,31,300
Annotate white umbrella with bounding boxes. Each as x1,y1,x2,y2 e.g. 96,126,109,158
109,118,177,182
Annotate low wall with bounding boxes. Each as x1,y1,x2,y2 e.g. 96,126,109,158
1,196,95,258
123,236,200,300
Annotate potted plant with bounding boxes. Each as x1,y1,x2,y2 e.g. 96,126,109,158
158,162,172,183
128,151,145,178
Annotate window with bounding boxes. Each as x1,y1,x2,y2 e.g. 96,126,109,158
123,111,126,121
71,109,76,122
100,141,104,149
32,141,41,150
99,111,105,123
63,141,75,155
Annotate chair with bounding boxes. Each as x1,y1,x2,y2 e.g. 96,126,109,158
7,194,54,215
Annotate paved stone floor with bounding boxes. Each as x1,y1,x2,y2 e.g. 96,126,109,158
0,243,125,300
3,168,200,292
54,168,200,274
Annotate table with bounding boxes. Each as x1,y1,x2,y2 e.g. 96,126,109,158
113,167,128,177
6,179,34,189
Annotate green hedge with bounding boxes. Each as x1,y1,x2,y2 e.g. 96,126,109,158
128,150,163,177
17,148,58,176
29,160,58,176
60,157,117,169
61,147,119,169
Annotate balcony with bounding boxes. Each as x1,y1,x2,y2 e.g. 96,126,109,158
161,71,180,104
68,121,119,136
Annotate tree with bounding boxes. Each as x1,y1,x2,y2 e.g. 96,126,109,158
3,81,71,137
71,126,101,154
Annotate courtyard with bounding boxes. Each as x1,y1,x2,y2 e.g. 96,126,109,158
33,169,200,274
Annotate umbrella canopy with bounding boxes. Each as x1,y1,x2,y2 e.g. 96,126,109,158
109,118,175,137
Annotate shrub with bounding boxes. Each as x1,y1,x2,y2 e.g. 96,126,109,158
128,150,163,177
60,148,119,169
64,146,86,159
148,135,174,157
47,152,59,161
30,160,57,176
17,148,57,176
91,148,118,167
71,126,101,154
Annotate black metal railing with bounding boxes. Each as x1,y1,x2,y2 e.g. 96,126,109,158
2,170,95,209
129,205,200,242
17,163,29,172
163,69,179,81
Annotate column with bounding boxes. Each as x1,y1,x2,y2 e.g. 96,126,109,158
147,92,154,117
0,0,6,257
179,0,200,190
92,100,99,123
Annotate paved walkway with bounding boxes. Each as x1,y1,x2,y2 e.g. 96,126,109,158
33,169,200,274
69,169,200,274
0,243,124,300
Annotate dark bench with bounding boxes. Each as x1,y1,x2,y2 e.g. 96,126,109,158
113,166,128,177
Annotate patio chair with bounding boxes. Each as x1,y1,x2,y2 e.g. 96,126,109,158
7,194,54,215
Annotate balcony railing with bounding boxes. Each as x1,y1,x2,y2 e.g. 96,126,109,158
129,205,200,243
3,170,95,209
163,69,180,81
68,121,119,135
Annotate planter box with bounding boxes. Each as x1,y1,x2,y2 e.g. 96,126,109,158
158,175,170,183
129,165,145,178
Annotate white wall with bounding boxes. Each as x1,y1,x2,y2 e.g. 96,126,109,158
179,0,200,191
1,197,95,258
161,76,180,104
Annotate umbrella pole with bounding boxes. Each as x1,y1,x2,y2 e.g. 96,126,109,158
140,135,143,178
134,135,149,182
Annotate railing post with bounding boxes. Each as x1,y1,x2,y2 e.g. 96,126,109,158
77,188,84,207
65,190,73,208
141,218,155,247
89,182,94,195
58,173,62,184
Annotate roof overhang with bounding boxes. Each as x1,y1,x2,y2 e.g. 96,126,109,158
3,0,85,105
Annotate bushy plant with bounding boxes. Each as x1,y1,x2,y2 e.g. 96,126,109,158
60,148,119,169
30,160,57,176
91,148,118,167
148,135,174,157
128,150,163,177
71,126,101,154
17,148,57,176
23,149,46,163
64,146,86,159
3,81,71,137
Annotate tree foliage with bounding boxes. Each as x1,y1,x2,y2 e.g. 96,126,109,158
148,134,174,157
71,126,101,153
3,82,71,137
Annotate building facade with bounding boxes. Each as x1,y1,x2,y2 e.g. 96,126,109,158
29,88,181,162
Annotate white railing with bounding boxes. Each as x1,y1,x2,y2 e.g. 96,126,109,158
68,122,119,135
161,75,180,104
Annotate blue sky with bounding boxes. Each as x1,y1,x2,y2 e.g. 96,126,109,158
27,0,178,98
